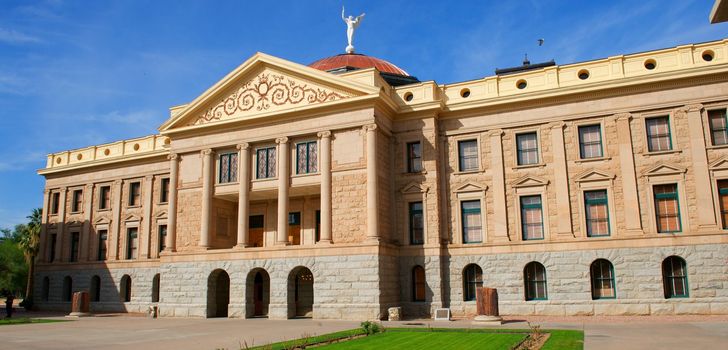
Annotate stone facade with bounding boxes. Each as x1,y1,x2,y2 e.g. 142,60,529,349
35,40,728,319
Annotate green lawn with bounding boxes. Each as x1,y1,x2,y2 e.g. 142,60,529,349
0,317,68,326
319,329,527,350
541,329,584,350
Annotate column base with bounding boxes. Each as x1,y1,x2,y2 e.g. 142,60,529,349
275,241,291,246
316,240,333,245
365,237,381,244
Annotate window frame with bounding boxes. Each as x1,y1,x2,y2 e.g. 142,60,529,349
98,185,111,211
717,179,728,229
70,189,83,213
515,131,540,166
462,264,483,302
460,199,483,244
69,231,80,262
295,140,319,175
590,259,617,300
519,195,545,241
644,115,674,153
255,146,277,180
97,229,108,261
707,108,728,146
584,189,611,237
653,183,682,233
577,124,604,159
457,138,479,172
406,141,423,173
662,256,689,299
126,227,139,260
523,262,548,301
160,178,170,204
412,265,426,302
217,151,239,184
158,224,167,253
408,201,424,245
128,181,141,207
50,191,60,215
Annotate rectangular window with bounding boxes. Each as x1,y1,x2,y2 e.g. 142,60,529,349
50,192,60,214
409,201,424,245
407,141,423,173
315,210,321,242
218,152,238,184
646,116,672,152
296,141,318,174
70,232,79,262
585,190,610,237
126,227,138,259
709,109,728,146
256,147,277,179
49,234,57,262
160,178,170,203
458,139,478,171
249,215,264,247
99,186,111,210
516,132,539,165
97,230,108,261
288,212,301,245
520,195,544,240
654,184,681,233
719,180,728,229
578,125,603,159
461,200,482,243
128,182,141,206
158,225,167,252
71,189,83,212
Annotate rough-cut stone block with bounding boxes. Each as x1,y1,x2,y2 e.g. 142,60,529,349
709,303,728,315
649,303,674,315
564,304,594,316
594,304,649,316
388,307,401,321
674,303,711,315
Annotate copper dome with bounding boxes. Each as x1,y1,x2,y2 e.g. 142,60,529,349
309,53,410,76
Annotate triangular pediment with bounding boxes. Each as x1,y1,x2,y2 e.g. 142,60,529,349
643,163,687,176
512,175,549,188
453,182,488,193
123,214,141,222
159,53,379,131
94,217,111,225
155,210,168,219
401,182,430,194
574,169,616,183
710,157,728,171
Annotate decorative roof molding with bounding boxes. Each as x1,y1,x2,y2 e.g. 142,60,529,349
574,169,616,183
642,163,688,177
401,182,430,194
512,175,549,188
709,156,728,171
453,182,488,193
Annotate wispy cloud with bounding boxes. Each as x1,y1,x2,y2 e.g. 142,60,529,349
0,151,46,172
0,27,42,45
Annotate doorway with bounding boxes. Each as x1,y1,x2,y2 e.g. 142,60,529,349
207,269,230,318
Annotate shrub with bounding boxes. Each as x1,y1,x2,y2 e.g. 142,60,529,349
360,321,382,335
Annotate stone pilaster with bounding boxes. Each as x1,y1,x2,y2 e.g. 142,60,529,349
200,149,213,248
318,131,333,244
110,180,122,260
364,124,380,242
39,189,50,262
275,137,290,245
550,122,574,238
615,113,643,234
141,175,154,259
80,184,93,261
165,153,179,252
236,143,250,248
488,129,510,241
682,104,718,230
55,187,67,262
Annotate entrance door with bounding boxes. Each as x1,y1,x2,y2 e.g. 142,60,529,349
215,272,230,317
294,268,313,317
254,272,264,316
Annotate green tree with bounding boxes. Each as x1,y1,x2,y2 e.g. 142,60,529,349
18,208,42,307
0,226,28,296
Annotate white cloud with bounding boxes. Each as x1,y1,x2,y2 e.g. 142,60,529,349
0,27,42,44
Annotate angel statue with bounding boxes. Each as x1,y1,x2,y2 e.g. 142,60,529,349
342,6,365,54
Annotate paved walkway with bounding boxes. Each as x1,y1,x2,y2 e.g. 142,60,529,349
0,313,726,349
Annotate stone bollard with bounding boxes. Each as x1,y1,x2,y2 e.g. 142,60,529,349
148,305,158,318
387,307,402,321
67,291,91,317
473,287,503,325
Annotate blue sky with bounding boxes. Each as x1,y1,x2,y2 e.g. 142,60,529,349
0,0,726,229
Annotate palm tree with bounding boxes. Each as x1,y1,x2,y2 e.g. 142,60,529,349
18,208,41,305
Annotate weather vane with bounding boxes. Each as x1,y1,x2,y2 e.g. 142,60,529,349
342,6,365,54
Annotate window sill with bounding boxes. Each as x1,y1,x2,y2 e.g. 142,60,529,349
97,208,111,213
251,177,278,183
454,169,482,175
216,181,239,186
126,205,141,209
706,144,728,150
69,210,83,215
512,163,546,170
642,150,681,157
574,156,611,164
292,172,319,178
401,170,427,176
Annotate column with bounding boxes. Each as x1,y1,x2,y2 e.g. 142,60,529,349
365,124,380,242
276,137,290,245
80,184,93,261
165,154,179,252
55,187,67,262
39,189,50,262
683,104,718,229
236,143,250,248
141,175,154,258
488,129,510,241
317,131,333,244
550,122,574,238
200,149,213,248
615,113,643,233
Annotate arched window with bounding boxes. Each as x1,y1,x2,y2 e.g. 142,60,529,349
412,266,426,302
120,275,132,302
41,277,50,301
152,274,160,303
662,256,688,298
62,276,73,302
90,275,101,302
590,259,616,299
463,264,483,301
523,262,547,301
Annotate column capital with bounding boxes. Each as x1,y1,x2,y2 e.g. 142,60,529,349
317,130,332,138
487,129,504,137
363,123,377,132
236,142,250,150
275,136,289,144
549,121,566,130
614,112,633,122
113,179,122,186
167,153,179,161
201,148,213,156
678,103,704,114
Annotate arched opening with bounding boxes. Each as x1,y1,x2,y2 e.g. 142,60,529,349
152,274,160,303
41,277,50,301
120,275,131,302
412,265,426,302
523,262,547,301
462,264,483,301
287,266,314,318
662,256,689,298
590,259,616,300
62,276,73,302
207,269,230,318
245,268,270,318
90,275,101,302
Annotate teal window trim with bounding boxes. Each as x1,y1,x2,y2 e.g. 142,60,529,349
708,109,728,146
591,259,617,300
646,116,673,152
97,231,107,261
516,132,539,165
128,182,141,206
524,262,548,301
461,200,483,244
663,256,689,298
585,190,611,237
457,139,478,171
578,124,604,159
719,181,728,229
463,264,483,301
406,141,422,173
218,152,237,183
126,228,138,260
256,147,276,179
296,141,318,174
158,225,167,252
654,184,682,233
520,195,544,240
409,201,424,245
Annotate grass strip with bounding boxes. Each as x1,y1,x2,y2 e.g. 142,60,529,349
249,328,366,350
0,317,69,326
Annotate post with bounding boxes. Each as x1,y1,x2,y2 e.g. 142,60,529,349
165,154,179,252
318,131,333,244
364,124,379,242
236,143,250,248
200,149,213,248
276,137,290,245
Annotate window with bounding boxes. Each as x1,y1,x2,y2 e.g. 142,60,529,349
409,202,424,245
646,116,672,152
70,232,79,262
62,276,73,302
590,259,616,299
407,141,423,173
158,225,167,252
654,184,681,233
461,200,482,243
412,266,426,302
458,139,478,171
71,189,83,212
126,227,138,259
42,277,50,301
256,147,277,179
152,274,160,303
709,109,728,146
249,215,264,247
662,256,688,298
718,180,728,229
160,178,170,203
288,212,301,245
49,234,57,262
520,195,544,240
219,152,238,183
463,264,483,301
97,230,108,261
120,275,132,302
128,182,141,206
50,192,60,214
315,210,321,242
578,125,603,159
524,262,547,301
296,141,318,174
99,186,111,210
90,275,101,302
585,190,610,237
516,132,539,165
